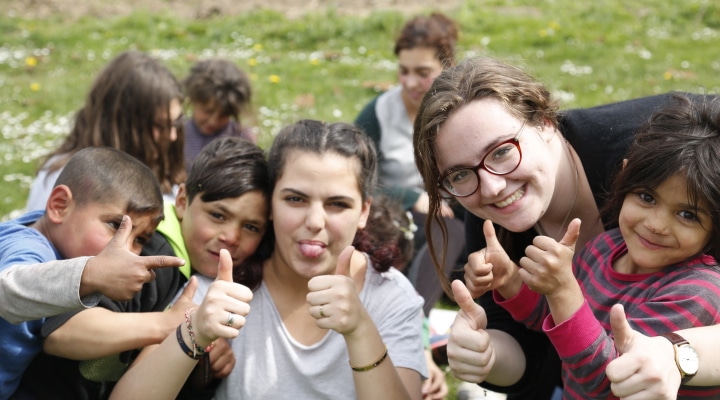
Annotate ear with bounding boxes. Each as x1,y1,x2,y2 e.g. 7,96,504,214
357,197,372,230
174,183,188,220
45,185,74,223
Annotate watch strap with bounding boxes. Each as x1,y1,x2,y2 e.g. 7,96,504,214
659,332,695,385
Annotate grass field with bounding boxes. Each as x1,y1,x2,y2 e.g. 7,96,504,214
1,0,719,218
0,0,718,397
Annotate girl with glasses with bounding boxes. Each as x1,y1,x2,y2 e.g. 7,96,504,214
413,56,714,399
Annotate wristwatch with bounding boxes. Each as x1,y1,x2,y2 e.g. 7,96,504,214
660,332,699,385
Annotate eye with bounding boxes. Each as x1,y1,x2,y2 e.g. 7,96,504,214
449,169,471,184
134,235,149,245
637,192,655,204
244,223,261,233
285,195,303,203
107,220,121,230
209,212,226,221
329,201,351,209
678,210,699,222
490,144,515,160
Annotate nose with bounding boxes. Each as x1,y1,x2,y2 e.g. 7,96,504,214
220,226,240,246
645,211,669,235
477,168,507,200
305,203,326,232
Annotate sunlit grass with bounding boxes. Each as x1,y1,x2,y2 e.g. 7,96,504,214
1,0,719,220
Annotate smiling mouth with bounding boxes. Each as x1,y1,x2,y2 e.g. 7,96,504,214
494,187,525,208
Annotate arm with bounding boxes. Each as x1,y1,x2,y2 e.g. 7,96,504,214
307,247,422,400
0,258,100,323
110,250,252,399
43,275,197,359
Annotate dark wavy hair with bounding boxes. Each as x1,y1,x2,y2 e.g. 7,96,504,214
394,12,459,67
602,93,720,260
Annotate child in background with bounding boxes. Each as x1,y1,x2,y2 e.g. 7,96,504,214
182,58,256,171
26,50,185,210
478,93,720,398
1,147,183,399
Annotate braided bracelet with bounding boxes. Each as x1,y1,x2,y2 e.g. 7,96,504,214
184,308,214,358
350,346,388,372
176,324,203,360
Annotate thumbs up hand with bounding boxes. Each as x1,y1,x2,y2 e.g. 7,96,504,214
606,304,680,399
519,218,581,296
446,280,496,383
465,220,521,299
307,246,368,337
191,249,254,348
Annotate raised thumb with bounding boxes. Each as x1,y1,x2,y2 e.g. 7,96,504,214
452,279,487,330
335,246,354,276
610,303,633,354
215,249,234,282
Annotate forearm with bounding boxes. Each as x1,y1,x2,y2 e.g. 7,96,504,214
483,329,526,386
345,315,420,400
0,258,98,323
110,325,197,400
44,307,179,359
676,325,720,385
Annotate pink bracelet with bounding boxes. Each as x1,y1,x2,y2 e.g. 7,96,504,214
184,308,214,358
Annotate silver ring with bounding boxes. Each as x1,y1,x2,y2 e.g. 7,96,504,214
225,312,235,327
319,305,326,318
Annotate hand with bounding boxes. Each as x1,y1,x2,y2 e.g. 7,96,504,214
446,280,495,384
422,349,449,400
208,338,235,379
306,246,368,337
191,249,253,348
82,215,186,301
606,304,679,400
164,276,200,336
518,218,580,296
464,220,519,299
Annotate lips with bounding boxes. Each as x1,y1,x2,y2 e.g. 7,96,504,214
493,187,525,208
636,234,668,250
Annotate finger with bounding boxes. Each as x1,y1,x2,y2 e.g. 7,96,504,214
143,255,186,270
610,303,633,355
334,246,354,277
451,280,487,330
559,218,582,251
216,249,233,282
482,219,501,251
109,215,132,249
178,276,199,303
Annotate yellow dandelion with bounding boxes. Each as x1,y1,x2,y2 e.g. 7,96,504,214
248,58,258,67
269,75,281,83
30,82,41,91
663,71,673,80
253,44,263,52
310,59,320,66
549,21,560,30
539,29,548,37
25,56,38,67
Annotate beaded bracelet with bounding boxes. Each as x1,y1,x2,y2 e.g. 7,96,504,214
350,346,388,372
184,308,214,358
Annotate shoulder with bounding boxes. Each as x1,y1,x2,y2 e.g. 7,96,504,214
364,261,423,306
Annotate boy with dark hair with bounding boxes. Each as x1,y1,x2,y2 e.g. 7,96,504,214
0,146,184,398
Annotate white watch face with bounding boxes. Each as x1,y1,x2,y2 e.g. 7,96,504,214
678,345,699,375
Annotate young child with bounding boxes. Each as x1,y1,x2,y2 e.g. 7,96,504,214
26,50,185,211
0,146,184,399
479,93,720,399
18,137,270,398
182,58,256,171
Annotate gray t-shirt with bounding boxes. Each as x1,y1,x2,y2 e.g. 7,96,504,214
214,257,427,399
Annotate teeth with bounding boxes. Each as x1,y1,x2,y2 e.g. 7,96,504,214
494,188,524,208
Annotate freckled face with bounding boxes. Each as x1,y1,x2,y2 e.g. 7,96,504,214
617,174,712,274
175,186,268,278
397,47,444,110
54,202,157,258
434,98,562,233
270,150,370,280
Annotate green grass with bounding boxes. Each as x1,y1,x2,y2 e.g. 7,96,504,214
1,0,719,218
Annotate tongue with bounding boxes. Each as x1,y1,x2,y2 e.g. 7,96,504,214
299,243,324,258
